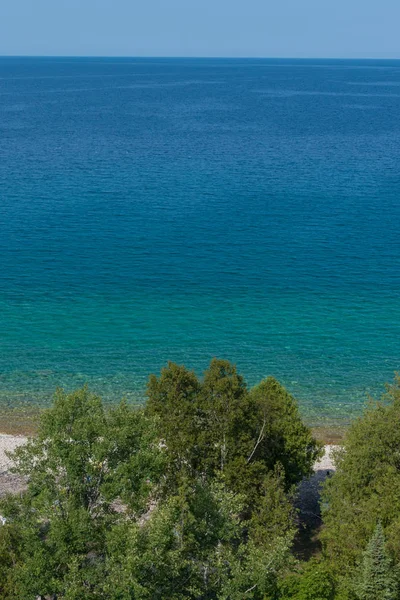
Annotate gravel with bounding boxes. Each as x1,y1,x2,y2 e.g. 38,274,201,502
0,434,28,498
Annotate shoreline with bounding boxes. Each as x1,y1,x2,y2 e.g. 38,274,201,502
0,432,338,499
0,409,349,443
0,423,347,444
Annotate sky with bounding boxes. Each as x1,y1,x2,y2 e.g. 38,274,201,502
1,0,399,58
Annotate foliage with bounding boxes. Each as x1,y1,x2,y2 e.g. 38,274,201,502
11,365,400,598
278,559,336,600
249,377,322,488
0,364,316,599
147,358,322,506
103,478,292,599
295,560,336,600
321,375,400,572
0,514,23,597
355,523,398,600
0,386,164,598
249,466,296,545
12,387,164,516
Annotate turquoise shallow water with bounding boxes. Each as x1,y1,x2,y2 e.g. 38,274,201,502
1,57,400,423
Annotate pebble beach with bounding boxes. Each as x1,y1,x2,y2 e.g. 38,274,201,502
0,434,28,498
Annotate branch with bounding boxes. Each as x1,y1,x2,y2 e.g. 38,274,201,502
247,418,266,464
244,584,257,594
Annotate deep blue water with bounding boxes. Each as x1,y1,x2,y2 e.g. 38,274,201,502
1,57,400,422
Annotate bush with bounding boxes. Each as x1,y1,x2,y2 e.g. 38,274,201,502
278,559,335,600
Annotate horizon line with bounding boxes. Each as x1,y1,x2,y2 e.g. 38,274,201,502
1,54,400,61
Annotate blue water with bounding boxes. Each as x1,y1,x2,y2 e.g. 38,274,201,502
1,57,400,423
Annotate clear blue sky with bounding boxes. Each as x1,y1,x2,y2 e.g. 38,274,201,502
1,0,399,58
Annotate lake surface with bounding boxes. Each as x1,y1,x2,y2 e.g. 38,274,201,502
1,57,400,423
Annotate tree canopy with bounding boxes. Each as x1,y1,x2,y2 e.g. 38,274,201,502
356,523,397,600
0,359,321,599
2,362,400,598
322,375,400,572
147,358,321,506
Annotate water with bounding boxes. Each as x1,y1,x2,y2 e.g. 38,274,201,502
1,57,400,423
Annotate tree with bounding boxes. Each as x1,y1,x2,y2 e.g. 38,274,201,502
356,523,398,600
103,476,293,600
295,561,335,600
249,377,322,488
321,375,400,573
146,361,201,481
147,358,321,506
1,387,164,599
0,363,320,599
0,516,22,598
278,559,336,600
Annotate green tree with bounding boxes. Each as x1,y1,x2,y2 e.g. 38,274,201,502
0,516,23,598
1,387,164,599
248,466,296,546
356,523,398,600
103,476,293,600
249,377,322,488
103,478,242,599
146,361,201,481
0,364,320,599
296,561,335,600
321,375,400,573
278,559,336,600
147,358,321,505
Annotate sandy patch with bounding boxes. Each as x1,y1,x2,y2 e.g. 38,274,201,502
314,444,337,472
